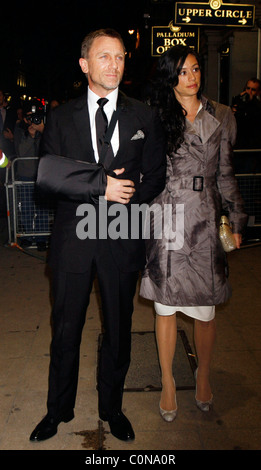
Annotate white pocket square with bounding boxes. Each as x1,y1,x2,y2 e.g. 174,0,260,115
131,130,145,140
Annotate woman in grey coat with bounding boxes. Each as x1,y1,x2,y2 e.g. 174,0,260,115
140,46,247,422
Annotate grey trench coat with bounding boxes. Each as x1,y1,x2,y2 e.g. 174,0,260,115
140,96,247,306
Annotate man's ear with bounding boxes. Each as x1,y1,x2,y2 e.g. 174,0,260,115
79,58,88,74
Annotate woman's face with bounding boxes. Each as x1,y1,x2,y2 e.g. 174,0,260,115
174,54,201,100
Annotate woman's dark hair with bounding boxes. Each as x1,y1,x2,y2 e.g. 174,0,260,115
149,46,203,153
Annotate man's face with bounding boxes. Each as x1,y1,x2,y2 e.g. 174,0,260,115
79,36,125,97
245,80,260,100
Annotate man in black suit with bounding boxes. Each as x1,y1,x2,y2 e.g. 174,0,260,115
30,29,166,443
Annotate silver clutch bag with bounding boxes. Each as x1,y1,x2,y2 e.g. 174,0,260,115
219,215,237,252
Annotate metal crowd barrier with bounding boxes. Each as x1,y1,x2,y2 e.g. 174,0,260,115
233,149,261,244
4,151,261,249
5,157,55,248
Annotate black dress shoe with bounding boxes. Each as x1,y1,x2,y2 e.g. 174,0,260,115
29,410,74,442
101,411,135,441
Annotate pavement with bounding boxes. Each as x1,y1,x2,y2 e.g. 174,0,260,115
0,242,261,455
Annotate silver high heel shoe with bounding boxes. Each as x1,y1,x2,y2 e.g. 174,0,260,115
159,403,177,422
194,368,213,412
159,379,177,422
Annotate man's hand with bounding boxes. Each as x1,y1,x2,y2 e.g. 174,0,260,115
28,121,45,138
105,168,135,204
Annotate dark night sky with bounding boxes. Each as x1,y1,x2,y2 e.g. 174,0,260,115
1,0,163,101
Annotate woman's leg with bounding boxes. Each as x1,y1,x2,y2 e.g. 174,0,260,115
155,313,177,411
194,318,216,402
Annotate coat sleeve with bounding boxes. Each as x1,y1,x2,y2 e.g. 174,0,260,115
36,108,108,204
37,154,108,204
216,106,248,233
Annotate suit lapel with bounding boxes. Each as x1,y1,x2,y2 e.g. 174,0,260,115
116,91,129,148
108,91,131,169
72,92,96,163
101,91,128,169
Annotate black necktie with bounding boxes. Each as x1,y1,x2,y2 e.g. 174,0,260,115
95,97,114,166
95,98,109,159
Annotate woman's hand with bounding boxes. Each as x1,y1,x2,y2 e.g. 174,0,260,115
233,233,242,249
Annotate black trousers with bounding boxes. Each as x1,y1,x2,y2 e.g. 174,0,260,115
46,239,139,420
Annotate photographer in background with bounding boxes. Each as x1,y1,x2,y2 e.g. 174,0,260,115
231,78,261,149
14,99,45,179
13,99,47,251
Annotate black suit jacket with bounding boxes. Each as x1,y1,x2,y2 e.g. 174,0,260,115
38,90,166,273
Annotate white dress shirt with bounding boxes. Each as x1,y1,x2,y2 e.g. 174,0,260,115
88,87,119,162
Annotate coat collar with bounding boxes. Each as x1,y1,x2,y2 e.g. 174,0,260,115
185,95,221,145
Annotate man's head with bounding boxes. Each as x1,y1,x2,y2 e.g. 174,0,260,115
79,29,126,97
244,78,261,100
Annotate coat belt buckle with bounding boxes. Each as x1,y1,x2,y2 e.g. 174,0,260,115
193,176,204,191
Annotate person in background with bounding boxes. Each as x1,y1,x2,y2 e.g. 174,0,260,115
49,99,60,110
14,100,45,179
231,78,261,149
13,100,47,251
0,90,16,245
0,89,16,158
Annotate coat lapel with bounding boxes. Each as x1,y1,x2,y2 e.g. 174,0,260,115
194,109,220,145
181,96,222,163
72,92,96,163
185,97,221,146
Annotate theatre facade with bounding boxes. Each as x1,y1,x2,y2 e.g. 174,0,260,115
148,0,261,106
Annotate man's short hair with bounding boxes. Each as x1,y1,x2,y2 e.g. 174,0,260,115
81,28,125,59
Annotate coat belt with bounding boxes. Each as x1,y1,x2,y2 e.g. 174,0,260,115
166,176,217,192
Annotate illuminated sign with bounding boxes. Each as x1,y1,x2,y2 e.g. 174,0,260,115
175,0,255,27
151,21,199,56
